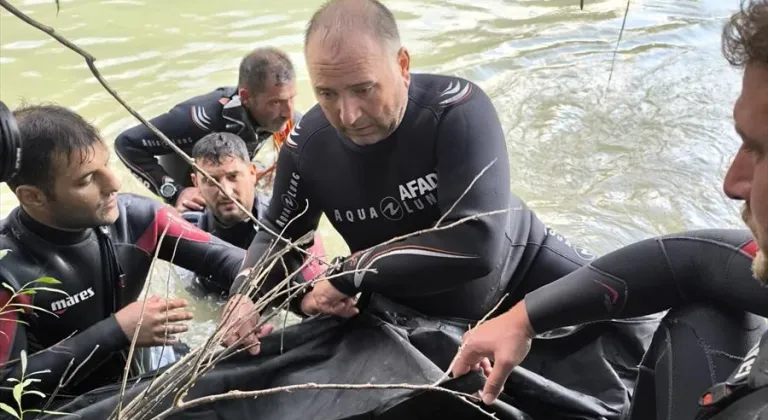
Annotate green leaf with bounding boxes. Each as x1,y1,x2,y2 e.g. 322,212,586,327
33,277,61,285
18,290,36,296
0,249,9,260
0,402,19,419
12,381,22,406
5,378,19,383
8,303,58,318
27,286,68,296
22,389,46,399
21,378,33,388
20,350,27,376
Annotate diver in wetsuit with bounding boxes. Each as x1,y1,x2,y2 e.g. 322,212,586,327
451,1,768,419
181,131,328,297
220,0,600,340
114,47,302,214
0,103,270,408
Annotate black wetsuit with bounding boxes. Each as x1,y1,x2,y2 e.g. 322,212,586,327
523,229,768,420
238,73,595,320
114,87,301,204
0,194,244,406
181,206,258,297
183,206,257,251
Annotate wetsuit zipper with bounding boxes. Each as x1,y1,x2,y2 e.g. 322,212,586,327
96,227,138,375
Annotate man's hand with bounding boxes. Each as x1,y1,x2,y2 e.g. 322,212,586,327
175,187,206,212
114,295,194,347
450,301,535,405
219,294,274,355
300,279,359,318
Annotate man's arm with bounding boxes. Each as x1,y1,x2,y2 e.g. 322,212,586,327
0,287,129,400
525,229,768,333
329,85,512,298
129,197,245,291
451,229,768,405
114,97,221,201
234,141,323,298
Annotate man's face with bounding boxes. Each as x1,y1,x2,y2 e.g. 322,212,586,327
192,156,257,226
306,33,411,146
241,78,297,133
41,142,121,229
723,61,768,285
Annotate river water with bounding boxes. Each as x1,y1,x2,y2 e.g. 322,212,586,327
0,0,748,346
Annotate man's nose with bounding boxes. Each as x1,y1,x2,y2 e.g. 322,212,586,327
723,147,753,201
339,96,362,127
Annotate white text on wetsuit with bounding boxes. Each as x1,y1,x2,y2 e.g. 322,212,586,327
276,172,302,228
333,173,439,223
51,287,95,313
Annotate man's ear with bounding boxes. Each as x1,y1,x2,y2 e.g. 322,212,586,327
190,172,199,188
238,87,250,106
15,185,48,209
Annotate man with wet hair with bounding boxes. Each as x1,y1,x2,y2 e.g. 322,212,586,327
115,46,302,214
451,1,768,419
0,104,270,407
182,131,328,296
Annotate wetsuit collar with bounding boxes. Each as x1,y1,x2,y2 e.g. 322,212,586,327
18,208,91,246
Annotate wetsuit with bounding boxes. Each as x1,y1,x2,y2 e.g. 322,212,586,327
0,193,244,405
181,205,259,297
237,73,595,320
522,229,768,420
114,87,302,204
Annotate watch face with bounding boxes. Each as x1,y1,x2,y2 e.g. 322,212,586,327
160,183,176,198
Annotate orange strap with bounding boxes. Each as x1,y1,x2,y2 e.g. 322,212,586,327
254,119,294,183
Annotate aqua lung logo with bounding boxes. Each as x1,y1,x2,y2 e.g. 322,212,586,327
333,173,438,223
141,138,195,148
733,343,760,380
547,228,596,262
275,172,301,228
379,197,403,221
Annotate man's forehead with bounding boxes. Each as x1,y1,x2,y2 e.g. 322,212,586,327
52,144,102,177
263,80,296,99
197,156,247,171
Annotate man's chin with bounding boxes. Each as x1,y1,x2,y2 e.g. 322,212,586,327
752,249,768,287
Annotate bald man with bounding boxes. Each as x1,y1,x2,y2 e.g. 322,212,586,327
219,0,602,351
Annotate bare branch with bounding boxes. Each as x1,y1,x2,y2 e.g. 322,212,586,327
116,221,171,418
435,158,497,227
0,0,318,265
151,382,485,420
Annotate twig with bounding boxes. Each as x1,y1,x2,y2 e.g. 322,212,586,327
116,221,171,418
0,0,318,266
435,158,497,227
140,233,184,398
33,345,100,420
151,382,483,420
606,0,631,88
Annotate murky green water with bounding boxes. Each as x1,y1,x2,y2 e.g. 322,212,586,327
0,0,747,346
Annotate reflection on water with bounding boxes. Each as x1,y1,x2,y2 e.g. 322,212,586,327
0,0,746,344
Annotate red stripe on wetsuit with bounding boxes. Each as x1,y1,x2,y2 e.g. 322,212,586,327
0,293,31,363
135,206,211,255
